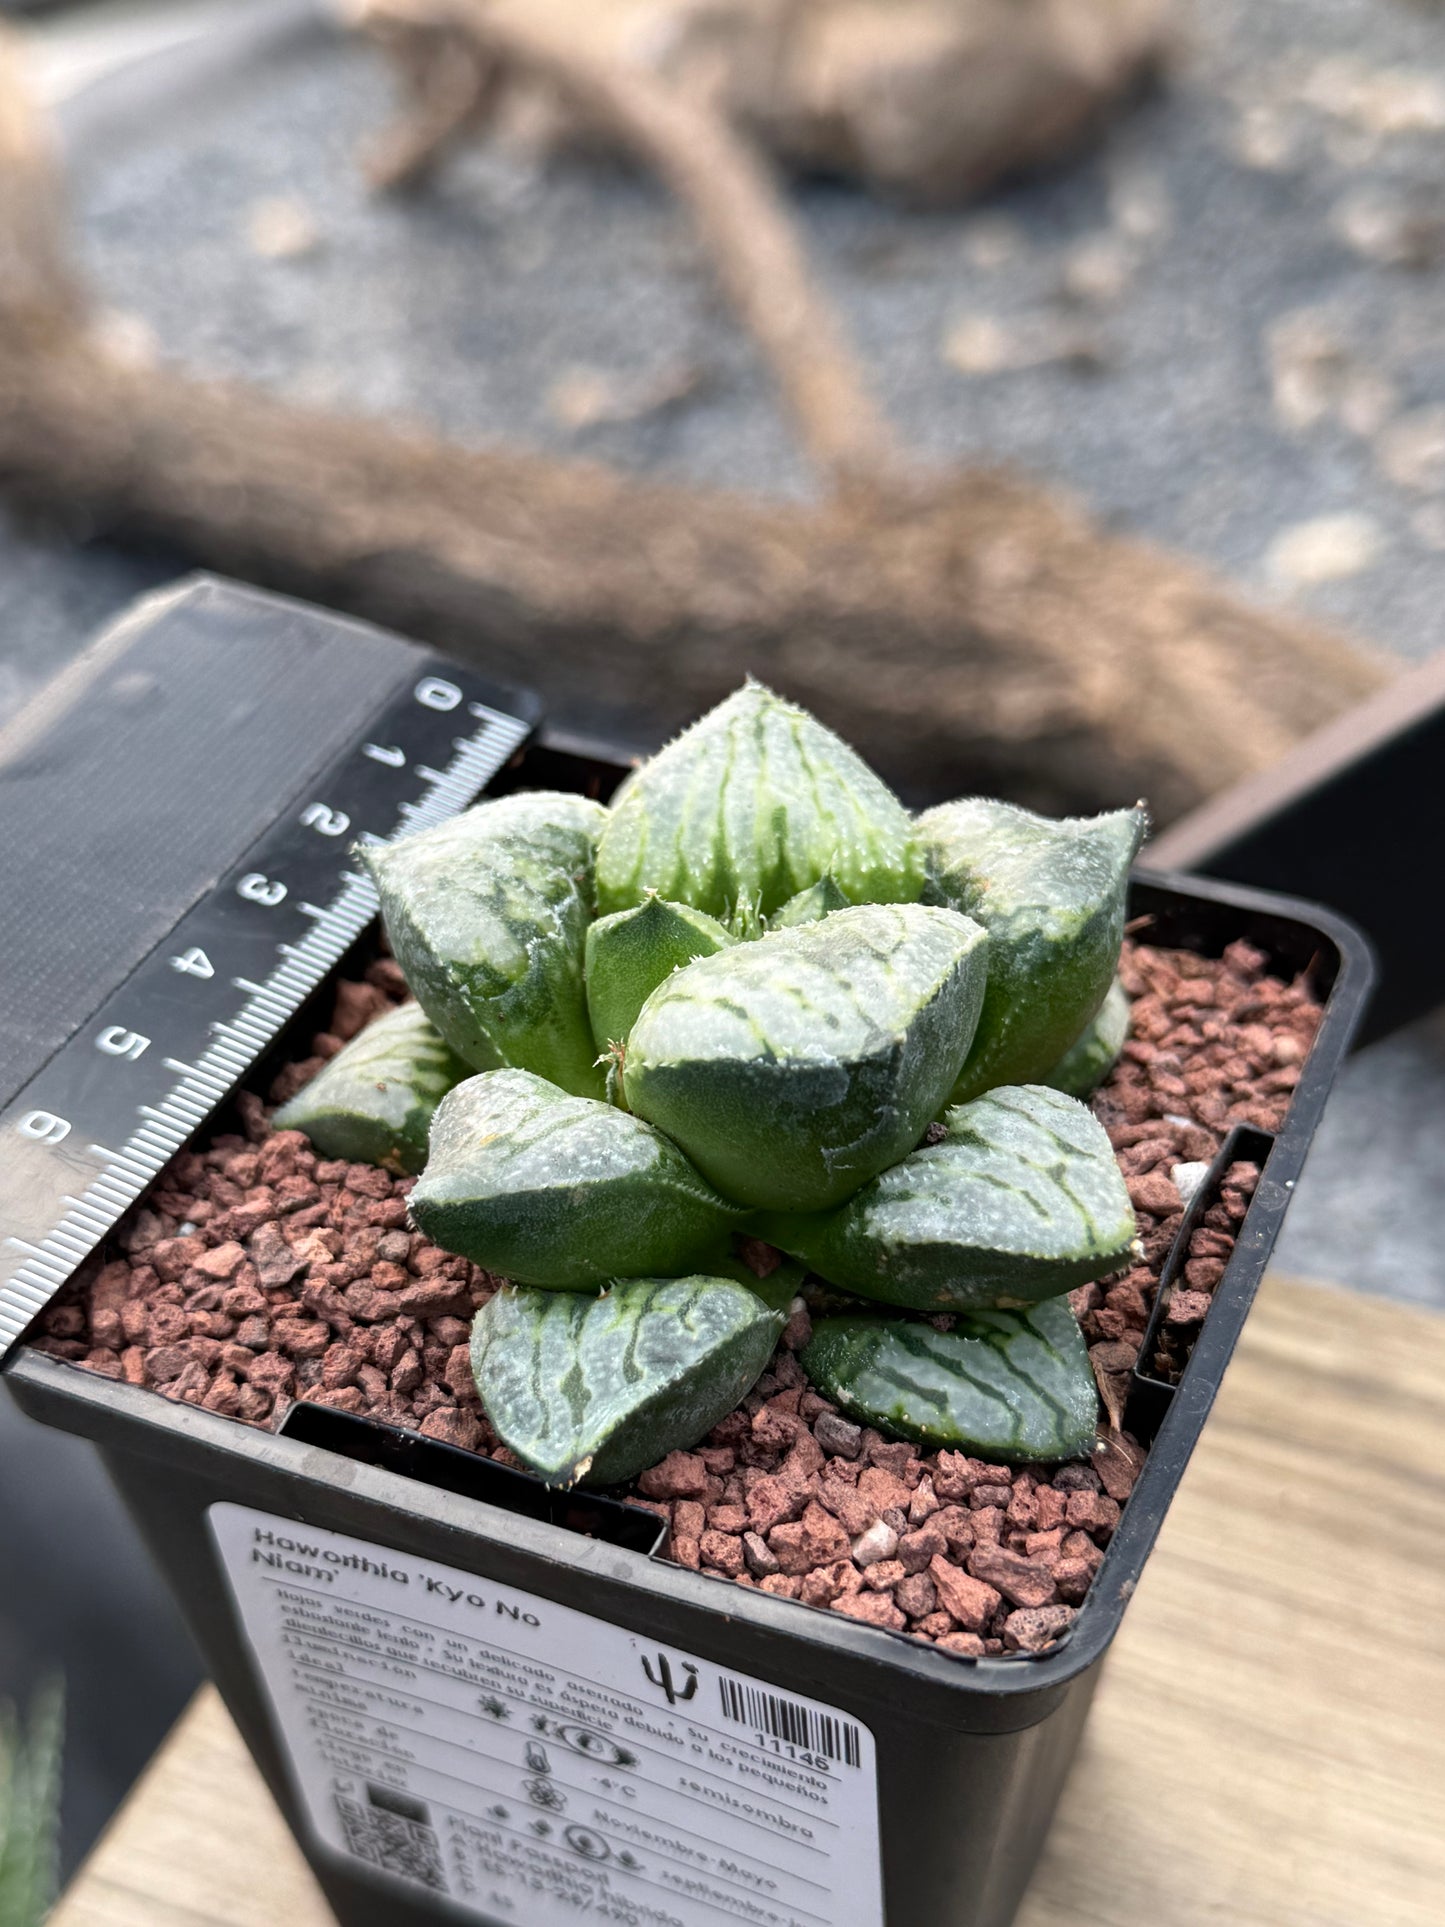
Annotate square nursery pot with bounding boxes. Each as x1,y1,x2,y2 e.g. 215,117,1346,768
3,735,1372,1927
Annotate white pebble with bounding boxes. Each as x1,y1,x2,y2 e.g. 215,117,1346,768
1265,513,1384,585
1171,1162,1209,1207
851,1521,899,1568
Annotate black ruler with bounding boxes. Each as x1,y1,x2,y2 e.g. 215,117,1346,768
0,578,539,1357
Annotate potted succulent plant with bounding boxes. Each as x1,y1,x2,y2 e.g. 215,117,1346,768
274,683,1145,1497
6,683,1370,1927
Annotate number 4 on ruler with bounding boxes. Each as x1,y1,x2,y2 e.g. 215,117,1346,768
170,948,214,979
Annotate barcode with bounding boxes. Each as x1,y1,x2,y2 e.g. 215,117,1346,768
718,1678,862,1767
334,1789,447,1891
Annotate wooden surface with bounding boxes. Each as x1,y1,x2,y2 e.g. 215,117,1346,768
52,1274,1445,1927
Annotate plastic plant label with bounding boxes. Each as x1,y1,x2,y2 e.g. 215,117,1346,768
209,1503,884,1927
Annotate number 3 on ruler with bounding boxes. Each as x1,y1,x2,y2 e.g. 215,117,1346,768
238,873,287,907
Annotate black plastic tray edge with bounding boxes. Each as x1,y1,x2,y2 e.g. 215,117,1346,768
3,866,1375,1724
1130,1120,1276,1417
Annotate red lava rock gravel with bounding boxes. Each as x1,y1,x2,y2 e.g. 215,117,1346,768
34,935,1322,1658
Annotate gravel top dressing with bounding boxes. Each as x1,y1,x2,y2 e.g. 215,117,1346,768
32,928,1322,1658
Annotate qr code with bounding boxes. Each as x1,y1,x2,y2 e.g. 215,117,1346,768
334,1786,447,1892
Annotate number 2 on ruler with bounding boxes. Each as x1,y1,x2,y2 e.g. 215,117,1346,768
299,803,350,837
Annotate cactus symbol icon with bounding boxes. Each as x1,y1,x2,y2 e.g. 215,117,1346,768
640,1653,699,1705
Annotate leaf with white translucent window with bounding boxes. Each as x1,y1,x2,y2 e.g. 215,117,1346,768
471,1275,782,1486
595,681,922,923
409,1069,742,1289
274,1001,466,1175
802,1294,1097,1462
623,903,988,1212
766,1084,1135,1311
917,798,1145,1103
363,790,608,1099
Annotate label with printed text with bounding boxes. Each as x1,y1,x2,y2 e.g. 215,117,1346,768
209,1504,884,1927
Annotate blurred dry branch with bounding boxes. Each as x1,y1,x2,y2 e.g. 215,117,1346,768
360,0,904,496
0,20,1385,817
357,0,1173,206
0,30,84,344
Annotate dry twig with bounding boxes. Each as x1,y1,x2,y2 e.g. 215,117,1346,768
358,0,906,497
0,29,85,345
358,0,1173,207
0,19,1384,817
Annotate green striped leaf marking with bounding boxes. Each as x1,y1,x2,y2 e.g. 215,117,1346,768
769,1084,1136,1310
471,1275,783,1486
623,903,989,1212
917,797,1146,1104
410,1069,743,1289
364,790,608,1099
274,1001,469,1176
595,681,923,924
802,1293,1097,1462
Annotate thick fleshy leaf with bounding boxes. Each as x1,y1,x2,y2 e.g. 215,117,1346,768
623,904,989,1212
363,791,608,1098
584,897,734,1052
1045,977,1131,1099
916,798,1146,1104
409,1069,742,1288
471,1276,783,1486
768,875,850,929
595,681,922,923
801,1295,1097,1462
767,1085,1135,1310
274,1002,467,1175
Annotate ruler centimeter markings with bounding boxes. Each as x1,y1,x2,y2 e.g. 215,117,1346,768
0,666,534,1358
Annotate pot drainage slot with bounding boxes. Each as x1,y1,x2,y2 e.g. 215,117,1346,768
280,1401,666,1554
1128,1123,1275,1437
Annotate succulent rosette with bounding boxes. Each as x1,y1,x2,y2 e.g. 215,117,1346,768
283,682,1147,1486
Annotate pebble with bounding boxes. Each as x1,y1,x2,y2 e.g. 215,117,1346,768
742,1531,779,1577
967,1546,1058,1610
851,1521,900,1567
638,1452,708,1500
1171,1160,1210,1205
929,1558,1002,1634
1003,1605,1076,1653
814,1411,863,1458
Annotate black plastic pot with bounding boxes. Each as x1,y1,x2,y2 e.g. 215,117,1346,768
3,742,1372,1927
